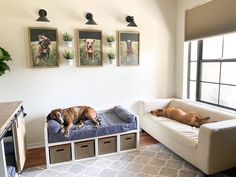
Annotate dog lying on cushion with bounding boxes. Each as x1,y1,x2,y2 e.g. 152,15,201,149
46,106,100,137
150,107,210,127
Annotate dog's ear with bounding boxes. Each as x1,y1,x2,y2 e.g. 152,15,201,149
46,113,51,122
84,39,86,42
93,39,95,42
150,110,155,115
46,38,51,44
156,109,164,113
150,109,162,116
57,109,63,114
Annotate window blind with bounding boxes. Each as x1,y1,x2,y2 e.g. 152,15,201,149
185,0,236,41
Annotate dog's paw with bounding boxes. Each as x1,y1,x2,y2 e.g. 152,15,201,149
64,131,70,138
77,124,84,129
59,128,65,134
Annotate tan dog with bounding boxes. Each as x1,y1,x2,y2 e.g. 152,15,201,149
126,40,134,59
150,107,210,127
38,34,51,59
84,39,95,63
46,106,100,137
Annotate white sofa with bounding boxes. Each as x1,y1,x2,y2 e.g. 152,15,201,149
139,98,236,175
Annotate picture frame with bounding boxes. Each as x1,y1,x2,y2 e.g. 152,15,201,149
28,27,59,68
118,31,140,66
77,29,103,67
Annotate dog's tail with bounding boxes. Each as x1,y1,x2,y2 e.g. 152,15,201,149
195,116,210,127
196,116,210,121
203,116,210,120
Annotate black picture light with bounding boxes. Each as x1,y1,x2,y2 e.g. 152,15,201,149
36,9,50,22
126,16,137,27
85,12,97,25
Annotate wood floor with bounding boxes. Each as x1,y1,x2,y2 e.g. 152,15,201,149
24,131,158,169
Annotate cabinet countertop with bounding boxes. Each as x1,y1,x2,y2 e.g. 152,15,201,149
0,101,22,133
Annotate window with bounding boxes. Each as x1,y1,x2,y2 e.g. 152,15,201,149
186,33,236,110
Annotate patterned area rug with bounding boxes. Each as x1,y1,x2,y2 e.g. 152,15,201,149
21,143,232,177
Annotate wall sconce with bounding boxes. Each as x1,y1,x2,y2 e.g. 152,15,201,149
36,9,50,22
126,16,137,27
85,12,97,25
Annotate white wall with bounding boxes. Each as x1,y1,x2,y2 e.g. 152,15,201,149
0,0,177,148
175,0,213,98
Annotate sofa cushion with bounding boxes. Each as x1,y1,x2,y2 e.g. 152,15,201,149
158,118,199,148
145,114,199,148
169,99,236,122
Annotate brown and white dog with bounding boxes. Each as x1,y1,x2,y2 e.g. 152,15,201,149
38,34,51,59
150,107,210,127
126,40,134,59
46,106,100,137
84,39,95,63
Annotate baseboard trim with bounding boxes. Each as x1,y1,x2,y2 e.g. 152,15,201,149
27,141,45,149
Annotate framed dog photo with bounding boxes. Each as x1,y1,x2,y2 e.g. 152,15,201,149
118,31,140,66
77,29,103,67
28,27,59,68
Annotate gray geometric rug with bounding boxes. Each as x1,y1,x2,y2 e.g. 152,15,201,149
21,143,231,177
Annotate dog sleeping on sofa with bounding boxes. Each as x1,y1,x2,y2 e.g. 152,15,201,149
151,107,210,127
46,106,101,137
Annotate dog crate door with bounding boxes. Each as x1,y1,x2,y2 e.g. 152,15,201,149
98,136,117,155
75,140,95,160
120,133,136,151
12,111,27,173
49,144,71,164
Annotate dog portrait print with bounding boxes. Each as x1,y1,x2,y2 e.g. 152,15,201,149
29,28,59,67
78,30,102,66
118,31,139,66
38,34,51,59
126,40,134,60
84,39,95,63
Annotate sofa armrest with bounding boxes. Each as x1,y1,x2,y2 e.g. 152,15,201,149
198,119,236,174
138,98,172,116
